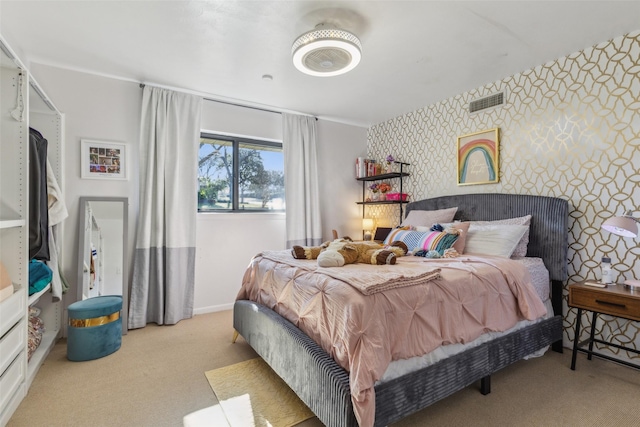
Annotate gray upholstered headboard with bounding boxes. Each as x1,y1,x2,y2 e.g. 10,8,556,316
405,193,569,283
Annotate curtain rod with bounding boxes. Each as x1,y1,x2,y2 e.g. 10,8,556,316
139,83,316,120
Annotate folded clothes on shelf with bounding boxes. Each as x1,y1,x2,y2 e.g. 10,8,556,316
28,259,53,296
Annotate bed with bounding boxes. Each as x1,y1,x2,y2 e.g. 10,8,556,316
233,193,567,427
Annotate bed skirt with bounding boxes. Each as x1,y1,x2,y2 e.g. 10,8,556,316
234,300,562,427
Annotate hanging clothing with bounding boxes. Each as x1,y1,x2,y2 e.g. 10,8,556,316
90,247,96,290
128,86,203,329
46,157,68,225
28,127,50,261
46,157,69,300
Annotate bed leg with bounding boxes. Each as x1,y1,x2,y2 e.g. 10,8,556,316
232,330,239,343
480,375,491,395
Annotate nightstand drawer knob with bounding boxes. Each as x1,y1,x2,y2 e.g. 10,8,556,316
595,299,626,308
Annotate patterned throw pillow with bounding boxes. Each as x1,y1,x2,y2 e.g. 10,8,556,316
431,222,470,254
384,229,459,255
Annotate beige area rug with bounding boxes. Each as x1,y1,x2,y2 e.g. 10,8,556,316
204,358,315,427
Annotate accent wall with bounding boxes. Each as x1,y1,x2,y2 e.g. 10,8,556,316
366,31,640,355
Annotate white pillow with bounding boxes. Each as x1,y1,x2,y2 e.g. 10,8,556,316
401,207,458,228
464,224,529,258
468,215,532,257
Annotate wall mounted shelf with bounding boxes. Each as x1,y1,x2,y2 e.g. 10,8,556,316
356,162,410,226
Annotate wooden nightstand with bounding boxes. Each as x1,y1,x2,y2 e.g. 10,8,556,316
569,281,640,370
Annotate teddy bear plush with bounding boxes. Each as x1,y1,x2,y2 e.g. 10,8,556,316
291,239,409,268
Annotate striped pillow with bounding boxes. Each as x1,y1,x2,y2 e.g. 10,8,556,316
384,229,459,255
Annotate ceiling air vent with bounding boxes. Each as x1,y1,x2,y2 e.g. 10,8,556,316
469,92,505,113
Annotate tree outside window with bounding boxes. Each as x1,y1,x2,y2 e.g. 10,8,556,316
198,134,285,212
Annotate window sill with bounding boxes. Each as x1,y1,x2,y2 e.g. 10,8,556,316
197,212,285,220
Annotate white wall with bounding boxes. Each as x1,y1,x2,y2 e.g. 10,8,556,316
196,101,368,312
194,213,286,313
29,64,140,314
28,63,368,316
197,101,286,312
317,120,368,240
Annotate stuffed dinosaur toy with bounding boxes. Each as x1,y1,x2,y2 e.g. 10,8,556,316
291,239,409,268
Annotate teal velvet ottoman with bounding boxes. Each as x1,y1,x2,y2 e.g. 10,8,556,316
67,295,122,361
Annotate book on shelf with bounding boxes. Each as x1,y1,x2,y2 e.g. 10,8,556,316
355,157,382,178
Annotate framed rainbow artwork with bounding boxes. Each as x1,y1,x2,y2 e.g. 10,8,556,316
457,128,499,185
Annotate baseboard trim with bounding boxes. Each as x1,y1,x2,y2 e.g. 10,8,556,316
193,303,234,315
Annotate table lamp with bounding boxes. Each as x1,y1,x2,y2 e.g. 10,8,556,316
601,210,639,238
362,218,374,241
601,209,639,289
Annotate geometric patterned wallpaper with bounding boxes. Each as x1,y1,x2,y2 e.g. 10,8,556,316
367,30,640,356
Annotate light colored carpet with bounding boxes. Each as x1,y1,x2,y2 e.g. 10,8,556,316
7,309,640,427
8,310,258,427
204,358,314,427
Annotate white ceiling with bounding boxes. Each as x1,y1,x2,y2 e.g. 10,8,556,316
1,1,639,127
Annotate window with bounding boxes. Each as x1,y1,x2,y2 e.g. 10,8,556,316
198,133,285,212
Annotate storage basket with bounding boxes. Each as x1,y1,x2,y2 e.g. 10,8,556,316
385,192,408,201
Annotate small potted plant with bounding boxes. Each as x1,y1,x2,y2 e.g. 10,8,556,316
385,155,394,173
369,183,380,201
378,182,392,200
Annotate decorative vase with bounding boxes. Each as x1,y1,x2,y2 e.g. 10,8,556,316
386,163,393,173
372,192,380,201
380,192,387,201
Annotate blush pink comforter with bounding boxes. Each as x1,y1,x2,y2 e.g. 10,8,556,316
237,251,547,427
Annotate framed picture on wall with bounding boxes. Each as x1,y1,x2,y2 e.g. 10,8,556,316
81,139,127,180
457,128,499,185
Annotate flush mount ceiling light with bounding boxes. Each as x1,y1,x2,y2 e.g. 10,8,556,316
292,24,362,77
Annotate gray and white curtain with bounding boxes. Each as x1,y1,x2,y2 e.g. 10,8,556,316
128,86,202,329
282,113,322,248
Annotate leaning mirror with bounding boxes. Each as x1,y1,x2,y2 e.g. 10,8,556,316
77,197,128,332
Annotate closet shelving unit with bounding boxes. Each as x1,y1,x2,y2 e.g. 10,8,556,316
356,161,410,225
0,36,64,426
